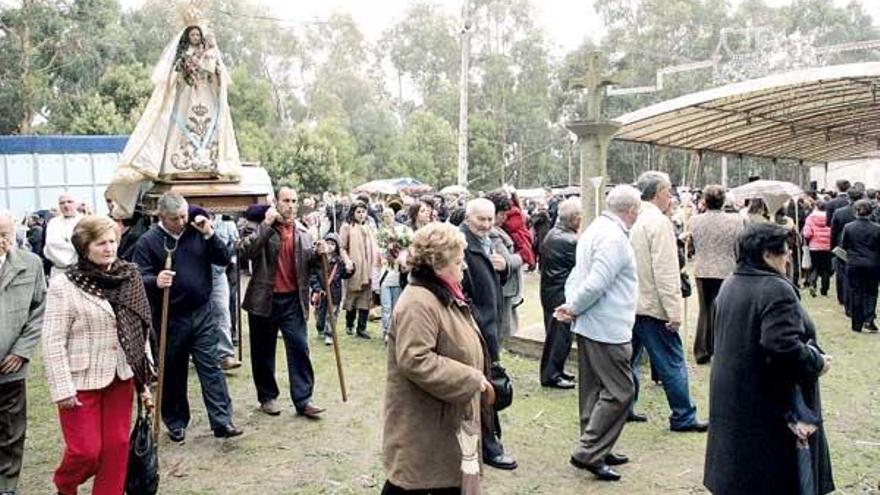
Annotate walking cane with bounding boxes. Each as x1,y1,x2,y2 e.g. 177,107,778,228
682,233,691,347
321,250,348,402
236,260,243,362
153,237,178,441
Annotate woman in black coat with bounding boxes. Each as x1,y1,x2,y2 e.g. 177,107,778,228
705,222,834,495
841,199,880,332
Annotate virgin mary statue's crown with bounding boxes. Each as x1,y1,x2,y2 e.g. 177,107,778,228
175,0,210,29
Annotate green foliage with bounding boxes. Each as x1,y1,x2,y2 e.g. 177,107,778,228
395,110,458,187
261,121,356,194
59,93,128,134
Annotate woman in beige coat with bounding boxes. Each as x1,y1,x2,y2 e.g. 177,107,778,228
42,215,153,495
383,222,493,495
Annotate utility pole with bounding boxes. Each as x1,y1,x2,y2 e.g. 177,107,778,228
457,0,473,187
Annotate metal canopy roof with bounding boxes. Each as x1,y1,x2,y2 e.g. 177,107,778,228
613,63,880,164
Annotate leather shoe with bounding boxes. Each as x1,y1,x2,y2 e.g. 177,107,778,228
626,412,648,423
544,377,575,389
570,458,621,481
355,330,372,340
260,399,282,416
671,420,709,433
484,453,517,470
213,424,244,438
561,371,576,381
167,427,185,443
221,356,242,370
297,402,325,419
604,453,629,466
865,321,879,332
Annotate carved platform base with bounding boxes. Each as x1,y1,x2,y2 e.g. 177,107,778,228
143,179,269,215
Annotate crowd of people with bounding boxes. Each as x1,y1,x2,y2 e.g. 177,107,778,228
0,170,863,494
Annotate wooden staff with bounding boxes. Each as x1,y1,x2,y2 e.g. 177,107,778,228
321,251,348,402
152,239,177,441
236,260,243,362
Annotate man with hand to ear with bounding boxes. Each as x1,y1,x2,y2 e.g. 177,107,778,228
239,187,327,419
133,193,241,442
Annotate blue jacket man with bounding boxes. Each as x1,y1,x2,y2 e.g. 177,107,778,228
133,193,241,442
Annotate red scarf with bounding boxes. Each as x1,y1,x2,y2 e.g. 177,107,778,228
437,273,467,304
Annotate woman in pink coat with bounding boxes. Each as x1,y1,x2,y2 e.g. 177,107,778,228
803,201,833,297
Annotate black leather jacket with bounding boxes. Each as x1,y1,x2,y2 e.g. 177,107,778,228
539,225,578,308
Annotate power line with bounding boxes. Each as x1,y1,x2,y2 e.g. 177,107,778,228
216,9,354,26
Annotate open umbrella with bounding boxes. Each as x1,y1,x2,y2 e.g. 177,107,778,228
354,177,432,195
729,180,802,215
353,179,399,195
440,184,469,195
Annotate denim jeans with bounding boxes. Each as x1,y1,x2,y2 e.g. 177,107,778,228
211,269,235,360
315,297,340,338
630,315,698,429
380,285,402,334
162,304,233,431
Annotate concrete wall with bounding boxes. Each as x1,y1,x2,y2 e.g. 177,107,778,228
810,158,880,190
0,136,127,218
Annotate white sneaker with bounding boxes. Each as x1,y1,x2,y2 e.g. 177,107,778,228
324,335,334,346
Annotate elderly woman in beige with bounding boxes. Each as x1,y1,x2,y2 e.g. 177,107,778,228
688,185,746,364
42,215,153,495
383,222,493,495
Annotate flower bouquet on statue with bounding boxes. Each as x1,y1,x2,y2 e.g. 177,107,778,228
378,224,413,268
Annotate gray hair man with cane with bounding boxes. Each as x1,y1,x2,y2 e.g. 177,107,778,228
133,192,242,442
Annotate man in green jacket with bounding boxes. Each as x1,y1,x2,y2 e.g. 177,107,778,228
0,210,46,495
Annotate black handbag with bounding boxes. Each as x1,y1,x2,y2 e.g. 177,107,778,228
125,397,159,495
490,363,513,412
680,271,693,299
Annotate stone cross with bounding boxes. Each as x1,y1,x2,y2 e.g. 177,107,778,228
571,51,617,121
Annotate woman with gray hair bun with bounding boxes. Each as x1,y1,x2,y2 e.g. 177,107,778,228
688,184,746,364
840,199,880,333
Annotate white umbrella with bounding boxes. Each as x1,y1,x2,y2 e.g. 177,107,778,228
440,184,469,195
729,180,802,214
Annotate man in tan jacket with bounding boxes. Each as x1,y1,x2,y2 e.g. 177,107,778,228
628,172,707,432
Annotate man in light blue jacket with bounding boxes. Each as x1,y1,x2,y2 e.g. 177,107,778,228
554,184,642,482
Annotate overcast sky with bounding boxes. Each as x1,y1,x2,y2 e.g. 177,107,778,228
113,0,880,56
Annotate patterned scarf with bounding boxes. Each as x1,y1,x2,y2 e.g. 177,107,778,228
66,259,154,388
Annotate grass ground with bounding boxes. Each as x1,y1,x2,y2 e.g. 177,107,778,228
16,272,880,494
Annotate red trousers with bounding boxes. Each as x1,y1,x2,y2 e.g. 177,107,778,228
54,377,134,495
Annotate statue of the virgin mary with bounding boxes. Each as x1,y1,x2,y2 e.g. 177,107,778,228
107,4,241,218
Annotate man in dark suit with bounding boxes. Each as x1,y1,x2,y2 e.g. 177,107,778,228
840,199,880,332
831,184,865,313
460,198,517,471
825,179,851,227
539,198,581,389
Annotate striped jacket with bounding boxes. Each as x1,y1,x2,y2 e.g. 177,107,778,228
41,275,133,403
